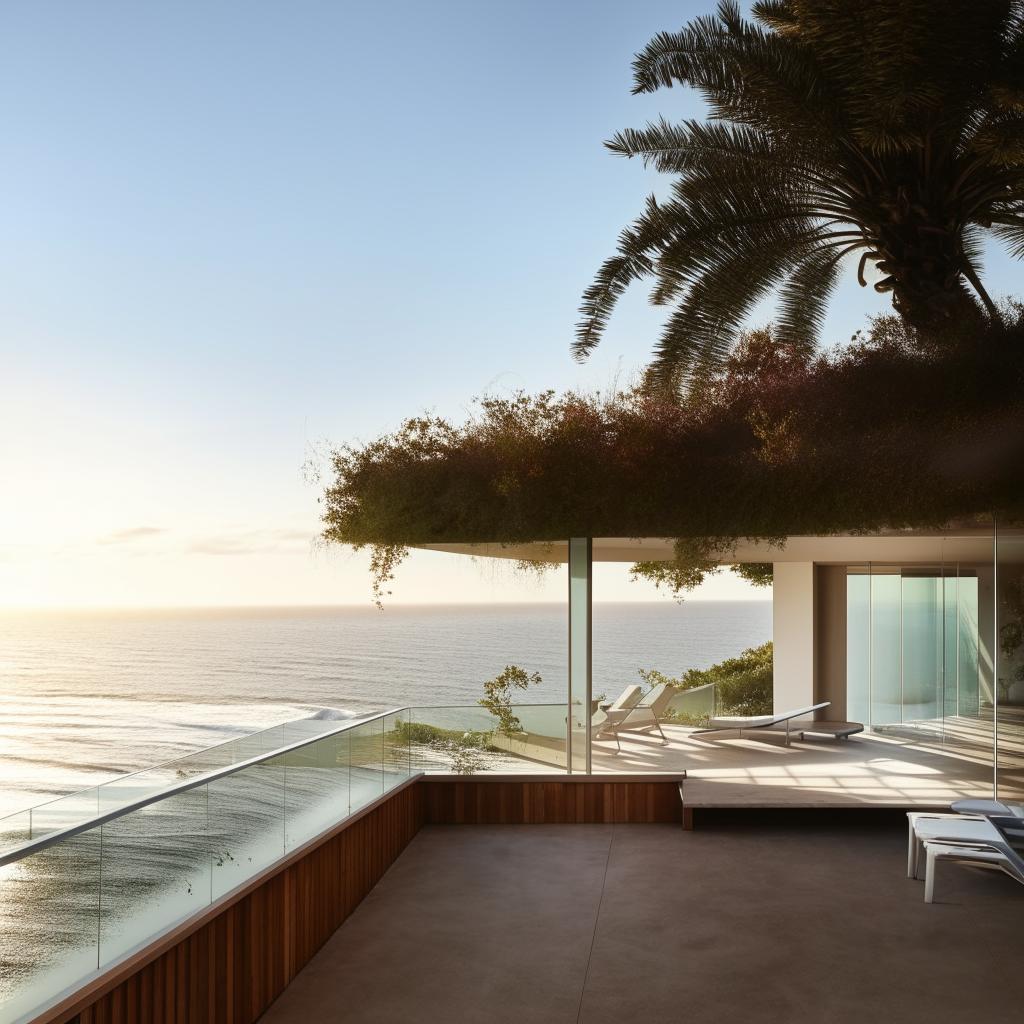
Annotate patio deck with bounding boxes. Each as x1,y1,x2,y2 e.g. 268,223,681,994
260,818,1023,1024
591,719,1024,809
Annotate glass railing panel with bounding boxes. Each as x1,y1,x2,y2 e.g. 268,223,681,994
349,719,385,813
405,704,568,772
0,810,32,854
512,704,568,738
493,703,568,769
27,789,101,843
403,705,497,772
98,787,210,967
96,766,193,815
0,713,417,1024
282,731,351,853
208,761,285,901
0,829,101,1024
382,710,412,785
667,683,717,724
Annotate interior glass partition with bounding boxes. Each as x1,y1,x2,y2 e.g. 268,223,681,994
846,566,870,727
846,527,993,758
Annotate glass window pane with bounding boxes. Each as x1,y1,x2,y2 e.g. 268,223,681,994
846,568,870,727
870,570,902,726
902,573,943,728
996,522,1024,803
568,538,591,773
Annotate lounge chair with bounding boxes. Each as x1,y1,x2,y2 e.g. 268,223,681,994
596,683,674,746
906,812,1001,879
604,685,644,714
921,841,1021,903
694,701,832,746
920,817,1024,903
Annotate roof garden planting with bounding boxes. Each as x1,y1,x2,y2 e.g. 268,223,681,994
322,317,1024,600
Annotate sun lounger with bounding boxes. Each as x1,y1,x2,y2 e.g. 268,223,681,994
921,841,1018,903
590,686,645,752
605,685,643,713
906,812,1001,879
694,701,832,746
919,815,1024,903
596,683,674,746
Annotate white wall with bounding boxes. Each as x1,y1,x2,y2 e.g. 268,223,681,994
773,562,816,715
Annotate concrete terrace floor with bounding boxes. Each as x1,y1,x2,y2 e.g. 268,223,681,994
591,720,1024,808
260,819,1023,1024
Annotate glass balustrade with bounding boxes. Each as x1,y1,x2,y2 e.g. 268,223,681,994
665,682,718,724
404,703,569,772
0,711,413,1024
0,716,360,858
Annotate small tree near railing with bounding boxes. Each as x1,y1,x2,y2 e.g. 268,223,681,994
479,665,542,738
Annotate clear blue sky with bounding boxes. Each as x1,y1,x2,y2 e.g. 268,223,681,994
0,1,1018,607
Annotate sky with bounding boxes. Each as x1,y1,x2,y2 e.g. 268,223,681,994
0,1,1020,609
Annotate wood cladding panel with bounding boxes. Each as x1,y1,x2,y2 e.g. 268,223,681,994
66,783,424,1024
421,778,683,825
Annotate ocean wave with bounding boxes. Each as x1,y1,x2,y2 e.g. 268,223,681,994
305,706,361,721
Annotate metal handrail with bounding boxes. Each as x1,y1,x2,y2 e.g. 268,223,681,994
0,706,403,868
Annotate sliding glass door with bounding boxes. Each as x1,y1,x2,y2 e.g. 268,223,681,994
847,563,982,741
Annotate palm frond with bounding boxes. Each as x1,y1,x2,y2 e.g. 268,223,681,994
578,0,1024,385
775,246,845,350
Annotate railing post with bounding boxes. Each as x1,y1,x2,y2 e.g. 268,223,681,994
568,538,593,774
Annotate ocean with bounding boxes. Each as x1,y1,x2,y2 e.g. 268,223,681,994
0,601,771,818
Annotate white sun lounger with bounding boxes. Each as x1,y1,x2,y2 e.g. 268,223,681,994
694,701,832,746
906,812,1001,879
919,815,1024,903
596,683,674,748
605,685,644,714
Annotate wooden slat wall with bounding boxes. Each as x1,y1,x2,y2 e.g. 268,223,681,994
421,777,683,825
62,783,424,1024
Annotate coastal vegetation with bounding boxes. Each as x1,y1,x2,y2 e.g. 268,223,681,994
645,642,774,724
324,314,1024,599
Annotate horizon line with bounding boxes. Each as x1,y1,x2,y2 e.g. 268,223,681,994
0,597,773,614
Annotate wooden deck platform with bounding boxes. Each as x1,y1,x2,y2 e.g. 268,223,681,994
591,719,1024,810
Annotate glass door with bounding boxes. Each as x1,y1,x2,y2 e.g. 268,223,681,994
847,562,983,742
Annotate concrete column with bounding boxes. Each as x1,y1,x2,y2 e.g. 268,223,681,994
773,562,816,715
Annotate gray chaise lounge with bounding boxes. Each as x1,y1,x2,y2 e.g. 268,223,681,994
694,701,836,746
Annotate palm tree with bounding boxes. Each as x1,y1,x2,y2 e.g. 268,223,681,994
575,0,1024,387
